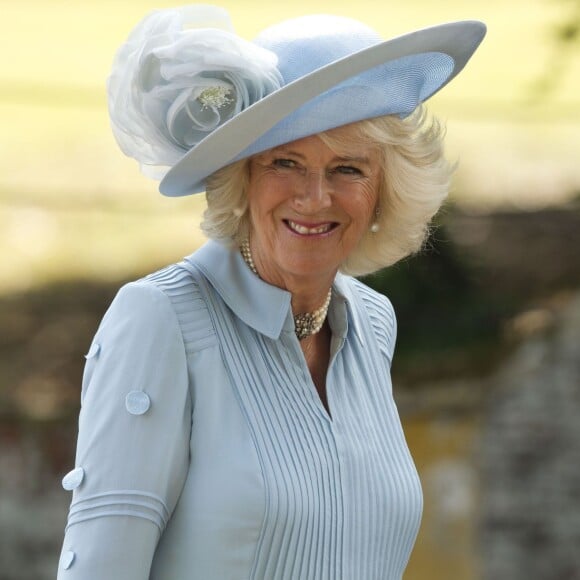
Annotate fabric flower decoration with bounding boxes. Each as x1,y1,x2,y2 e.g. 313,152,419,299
107,5,283,178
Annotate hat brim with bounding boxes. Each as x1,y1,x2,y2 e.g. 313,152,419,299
160,20,486,197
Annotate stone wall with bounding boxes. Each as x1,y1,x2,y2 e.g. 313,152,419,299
480,292,580,579
0,422,71,579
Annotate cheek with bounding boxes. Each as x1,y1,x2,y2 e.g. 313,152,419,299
246,181,286,242
352,186,379,227
247,174,292,217
365,189,379,215
246,179,272,222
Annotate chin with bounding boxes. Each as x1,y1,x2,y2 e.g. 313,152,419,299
280,253,340,278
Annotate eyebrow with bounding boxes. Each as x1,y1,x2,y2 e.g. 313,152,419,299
334,155,372,165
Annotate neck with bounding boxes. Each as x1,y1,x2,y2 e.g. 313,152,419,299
240,238,334,340
287,280,333,315
244,239,335,314
255,261,333,317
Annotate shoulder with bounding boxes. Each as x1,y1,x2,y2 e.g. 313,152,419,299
341,276,397,364
103,262,194,326
349,277,395,315
93,271,185,359
98,260,216,353
343,276,396,328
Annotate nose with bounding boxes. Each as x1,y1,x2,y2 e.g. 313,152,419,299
292,169,332,212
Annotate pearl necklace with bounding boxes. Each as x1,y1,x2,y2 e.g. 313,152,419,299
240,239,332,340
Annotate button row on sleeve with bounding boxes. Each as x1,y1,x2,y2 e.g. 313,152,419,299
62,467,85,491
84,342,101,359
125,390,151,415
60,550,75,570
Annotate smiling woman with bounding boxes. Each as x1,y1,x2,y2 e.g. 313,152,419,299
57,5,485,579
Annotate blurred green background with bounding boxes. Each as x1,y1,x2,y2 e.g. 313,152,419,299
1,1,579,579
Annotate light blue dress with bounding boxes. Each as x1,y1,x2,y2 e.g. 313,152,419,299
57,240,422,579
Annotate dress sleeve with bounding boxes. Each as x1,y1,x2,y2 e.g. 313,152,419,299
57,281,192,579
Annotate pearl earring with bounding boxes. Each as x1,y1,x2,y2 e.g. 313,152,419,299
233,207,244,218
370,206,381,233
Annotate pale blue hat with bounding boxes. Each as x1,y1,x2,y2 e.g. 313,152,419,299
154,13,486,196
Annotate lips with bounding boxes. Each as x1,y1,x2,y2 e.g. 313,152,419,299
284,219,337,235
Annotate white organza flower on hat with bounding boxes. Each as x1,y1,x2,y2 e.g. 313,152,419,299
107,5,283,178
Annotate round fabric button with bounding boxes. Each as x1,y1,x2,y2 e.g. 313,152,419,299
62,467,85,491
84,342,101,359
125,391,151,415
61,550,75,570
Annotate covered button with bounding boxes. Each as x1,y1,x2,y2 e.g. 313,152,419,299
84,342,101,359
125,391,151,415
61,550,75,570
62,467,85,491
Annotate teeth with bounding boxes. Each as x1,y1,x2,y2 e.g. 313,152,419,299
287,220,332,235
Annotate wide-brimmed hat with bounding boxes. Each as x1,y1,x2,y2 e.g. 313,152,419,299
108,6,485,197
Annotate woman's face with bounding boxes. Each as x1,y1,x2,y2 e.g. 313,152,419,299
246,126,380,286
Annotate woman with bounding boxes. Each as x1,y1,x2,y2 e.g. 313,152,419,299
58,6,485,579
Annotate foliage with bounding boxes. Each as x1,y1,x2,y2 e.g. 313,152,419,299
361,221,511,382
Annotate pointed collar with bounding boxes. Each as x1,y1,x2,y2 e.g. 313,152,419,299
186,240,365,344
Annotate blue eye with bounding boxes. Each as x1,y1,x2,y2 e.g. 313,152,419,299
273,158,297,169
335,165,362,176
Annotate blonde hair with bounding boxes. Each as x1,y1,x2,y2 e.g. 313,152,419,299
201,108,453,276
